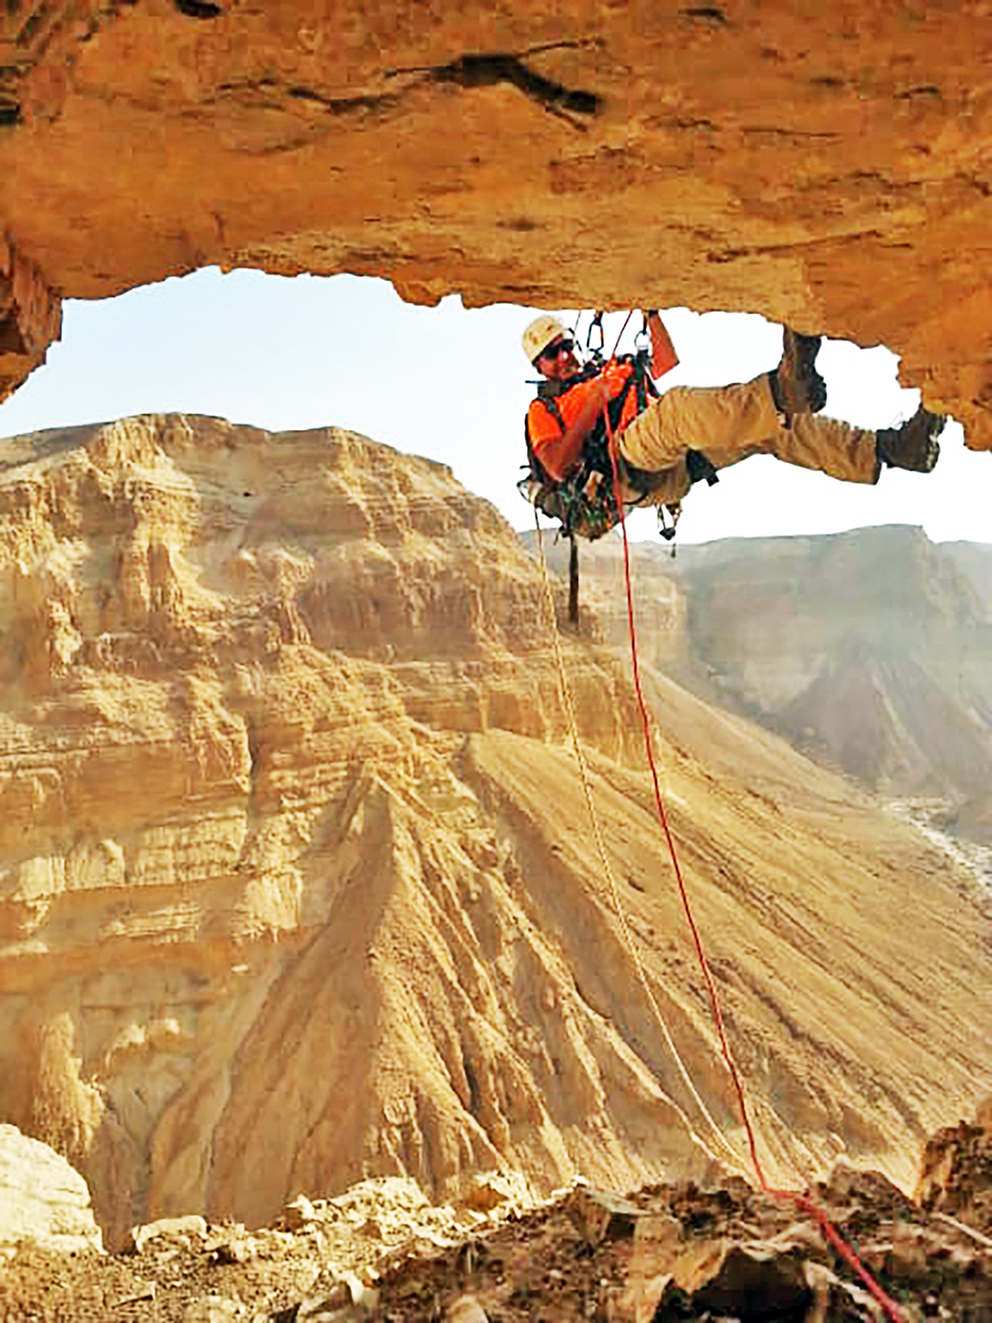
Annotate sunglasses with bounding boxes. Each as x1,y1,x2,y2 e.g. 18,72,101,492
540,337,575,361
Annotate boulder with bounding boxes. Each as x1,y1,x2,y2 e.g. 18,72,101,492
0,1123,102,1253
128,1213,208,1253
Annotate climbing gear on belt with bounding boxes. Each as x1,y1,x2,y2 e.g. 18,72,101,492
585,310,605,366
657,501,680,546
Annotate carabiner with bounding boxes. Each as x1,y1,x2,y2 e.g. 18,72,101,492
633,310,651,353
658,500,681,546
586,311,605,357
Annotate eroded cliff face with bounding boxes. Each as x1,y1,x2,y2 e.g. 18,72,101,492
0,414,639,1244
0,414,989,1251
2,2,992,447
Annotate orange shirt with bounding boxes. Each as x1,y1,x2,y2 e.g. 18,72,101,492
526,361,647,459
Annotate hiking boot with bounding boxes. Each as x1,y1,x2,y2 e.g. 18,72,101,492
770,328,827,415
876,407,946,472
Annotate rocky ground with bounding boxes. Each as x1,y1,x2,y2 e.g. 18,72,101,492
2,1154,991,1323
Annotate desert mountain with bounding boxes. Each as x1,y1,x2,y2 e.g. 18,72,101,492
944,540,992,619
0,415,989,1253
530,526,992,839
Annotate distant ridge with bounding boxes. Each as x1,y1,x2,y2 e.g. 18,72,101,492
522,524,992,839
942,540,992,618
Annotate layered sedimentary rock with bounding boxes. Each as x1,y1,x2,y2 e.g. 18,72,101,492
2,3,992,447
0,415,989,1252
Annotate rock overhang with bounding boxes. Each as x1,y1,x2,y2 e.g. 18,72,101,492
1,0,992,447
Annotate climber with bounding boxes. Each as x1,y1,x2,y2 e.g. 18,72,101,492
520,312,946,541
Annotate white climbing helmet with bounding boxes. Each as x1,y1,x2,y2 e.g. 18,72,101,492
521,314,568,365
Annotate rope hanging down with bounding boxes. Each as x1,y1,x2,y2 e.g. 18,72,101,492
527,310,905,1321
594,372,906,1322
533,510,745,1175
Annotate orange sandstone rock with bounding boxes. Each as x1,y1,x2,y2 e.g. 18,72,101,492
1,4,992,445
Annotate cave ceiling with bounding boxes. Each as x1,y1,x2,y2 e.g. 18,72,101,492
2,0,992,448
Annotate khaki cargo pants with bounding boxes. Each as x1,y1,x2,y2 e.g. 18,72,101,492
617,373,880,507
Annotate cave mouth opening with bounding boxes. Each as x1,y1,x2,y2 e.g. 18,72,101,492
0,266,982,546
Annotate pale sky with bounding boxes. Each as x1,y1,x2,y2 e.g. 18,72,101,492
0,266,987,546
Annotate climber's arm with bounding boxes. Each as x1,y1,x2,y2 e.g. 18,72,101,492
535,377,611,481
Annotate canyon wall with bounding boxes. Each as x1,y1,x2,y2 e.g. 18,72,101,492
2,2,992,448
0,415,989,1249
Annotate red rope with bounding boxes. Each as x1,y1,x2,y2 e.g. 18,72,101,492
795,1192,906,1313
597,344,905,1322
604,420,764,1186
